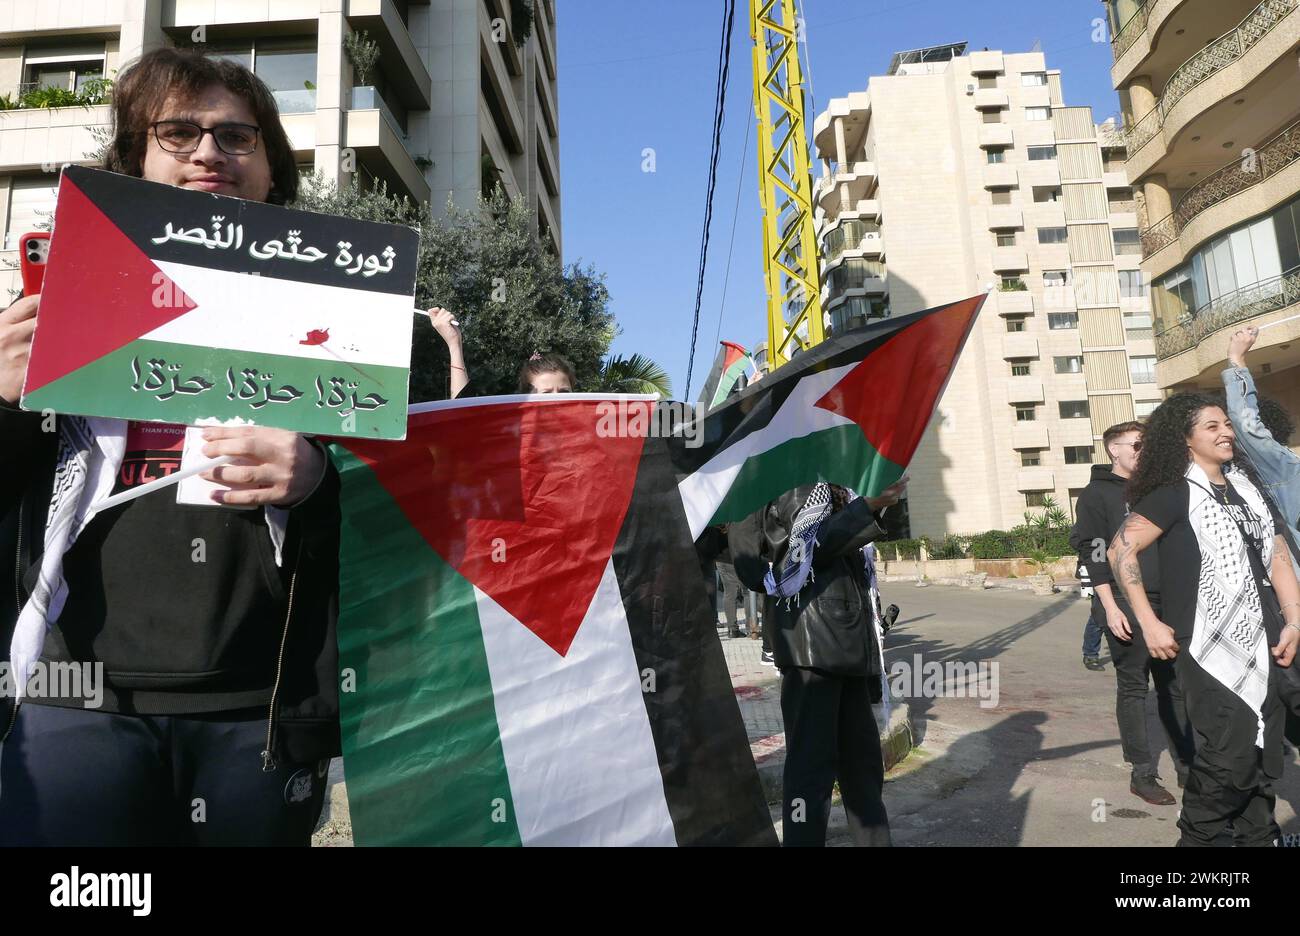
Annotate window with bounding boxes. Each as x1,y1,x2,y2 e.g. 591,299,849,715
1006,316,1027,333
1118,269,1146,298
1043,269,1070,287
1021,72,1048,87
1016,406,1037,422
1038,227,1068,245
1025,492,1048,507
995,231,1017,247
1048,311,1078,330
1021,452,1041,467
991,188,1013,206
1113,227,1141,255
1033,185,1062,202
1064,446,1094,465
22,43,106,93
987,149,1006,164
1025,106,1051,122
1129,355,1157,384
1135,399,1160,418
1108,186,1135,208
1059,400,1090,419
211,39,319,115
1011,362,1031,376
1054,355,1083,374
978,75,998,89
1027,145,1057,161
982,110,1003,124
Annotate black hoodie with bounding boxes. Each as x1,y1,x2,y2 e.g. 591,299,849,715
1068,463,1160,602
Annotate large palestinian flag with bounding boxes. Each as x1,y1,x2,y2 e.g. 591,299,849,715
21,166,418,439
329,295,980,846
674,296,983,536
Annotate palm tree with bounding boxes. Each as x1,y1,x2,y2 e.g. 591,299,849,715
596,353,672,397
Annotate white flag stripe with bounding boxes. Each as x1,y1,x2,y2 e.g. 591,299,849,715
475,560,677,847
142,261,413,369
678,362,857,538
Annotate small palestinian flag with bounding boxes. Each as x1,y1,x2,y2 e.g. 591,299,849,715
698,340,750,410
674,295,984,536
332,396,778,846
21,166,418,439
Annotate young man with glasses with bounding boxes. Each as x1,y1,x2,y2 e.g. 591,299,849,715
1069,421,1195,806
0,48,340,845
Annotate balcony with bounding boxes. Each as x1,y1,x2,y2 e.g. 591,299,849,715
974,89,1008,111
816,161,877,214
343,106,430,203
1125,0,1298,160
987,206,1023,230
979,124,1014,149
969,50,1005,74
822,219,883,264
1110,1,1151,61
983,164,1019,189
1012,423,1050,450
1141,117,1300,261
994,289,1035,316
1007,378,1045,405
1155,265,1300,361
1002,334,1040,359
0,103,110,172
1017,468,1056,492
992,247,1030,272
346,0,433,109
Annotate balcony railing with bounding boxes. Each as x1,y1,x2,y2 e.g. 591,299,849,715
1154,265,1300,358
1141,117,1300,258
823,220,881,261
1111,2,1150,59
1125,0,1296,156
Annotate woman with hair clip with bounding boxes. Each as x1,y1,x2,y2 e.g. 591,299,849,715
1108,392,1300,846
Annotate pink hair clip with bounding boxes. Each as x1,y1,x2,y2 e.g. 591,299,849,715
529,351,543,361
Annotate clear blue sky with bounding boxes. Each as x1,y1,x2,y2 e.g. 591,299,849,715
557,0,1121,398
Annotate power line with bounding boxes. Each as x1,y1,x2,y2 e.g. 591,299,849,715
684,0,737,400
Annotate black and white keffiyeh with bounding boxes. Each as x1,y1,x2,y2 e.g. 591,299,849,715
1185,462,1275,747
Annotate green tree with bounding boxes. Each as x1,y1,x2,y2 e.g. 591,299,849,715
596,353,671,397
292,176,616,401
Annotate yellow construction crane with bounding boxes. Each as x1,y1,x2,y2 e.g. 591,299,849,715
749,0,824,370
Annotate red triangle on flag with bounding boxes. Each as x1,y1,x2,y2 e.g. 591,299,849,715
22,173,196,395
814,295,983,465
345,400,648,657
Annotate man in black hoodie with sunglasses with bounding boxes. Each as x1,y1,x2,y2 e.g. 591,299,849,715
1070,421,1194,807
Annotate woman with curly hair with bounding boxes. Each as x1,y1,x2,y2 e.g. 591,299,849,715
1109,392,1300,846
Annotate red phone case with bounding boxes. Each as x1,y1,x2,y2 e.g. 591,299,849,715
20,231,49,297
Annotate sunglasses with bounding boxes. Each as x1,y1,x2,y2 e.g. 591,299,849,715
151,120,261,156
1113,440,1143,453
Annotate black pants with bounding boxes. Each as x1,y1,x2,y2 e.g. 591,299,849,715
1094,596,1194,775
779,667,889,846
1175,651,1284,847
716,562,745,631
0,702,328,846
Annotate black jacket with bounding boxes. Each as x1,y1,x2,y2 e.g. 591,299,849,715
728,486,886,674
0,402,341,765
1068,464,1159,602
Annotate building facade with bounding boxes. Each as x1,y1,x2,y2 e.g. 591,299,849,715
0,0,561,292
1103,0,1300,418
812,44,1158,537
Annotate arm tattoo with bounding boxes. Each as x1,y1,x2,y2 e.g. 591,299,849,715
1109,517,1148,591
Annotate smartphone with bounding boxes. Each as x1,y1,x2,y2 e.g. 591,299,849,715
20,232,49,297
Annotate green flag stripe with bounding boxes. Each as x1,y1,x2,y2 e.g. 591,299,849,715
331,446,521,846
23,339,408,439
709,357,750,408
707,424,905,526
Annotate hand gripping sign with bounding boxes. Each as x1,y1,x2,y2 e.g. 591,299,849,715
21,166,419,440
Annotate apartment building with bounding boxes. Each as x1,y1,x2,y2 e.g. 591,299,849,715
0,0,561,292
1104,0,1300,419
812,43,1158,538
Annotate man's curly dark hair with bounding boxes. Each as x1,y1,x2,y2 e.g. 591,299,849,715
1257,397,1296,446
1127,391,1267,506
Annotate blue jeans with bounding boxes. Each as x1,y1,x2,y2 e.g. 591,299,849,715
1082,614,1102,658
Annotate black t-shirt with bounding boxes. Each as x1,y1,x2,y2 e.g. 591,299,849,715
1133,479,1283,643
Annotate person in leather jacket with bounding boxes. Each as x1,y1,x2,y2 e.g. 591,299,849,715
729,478,907,846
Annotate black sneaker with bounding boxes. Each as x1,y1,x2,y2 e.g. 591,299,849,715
1083,656,1106,671
1131,772,1177,806
760,650,775,667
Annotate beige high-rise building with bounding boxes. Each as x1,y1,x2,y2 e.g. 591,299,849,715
0,0,561,292
812,43,1158,538
1103,0,1300,415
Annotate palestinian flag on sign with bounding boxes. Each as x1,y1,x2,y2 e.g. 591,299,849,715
21,166,418,439
698,340,750,410
673,295,985,536
332,396,778,846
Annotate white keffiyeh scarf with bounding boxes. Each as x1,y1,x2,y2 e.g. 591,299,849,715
1185,462,1275,748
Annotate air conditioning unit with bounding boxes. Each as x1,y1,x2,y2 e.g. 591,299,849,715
966,84,976,95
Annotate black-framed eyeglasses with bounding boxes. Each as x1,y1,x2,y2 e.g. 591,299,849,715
151,120,262,156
